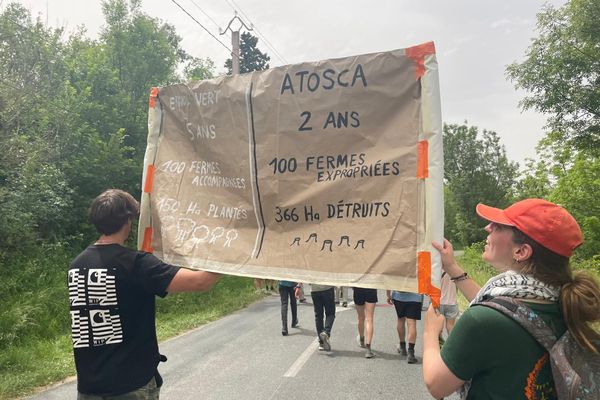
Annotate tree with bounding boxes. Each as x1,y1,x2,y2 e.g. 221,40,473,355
100,0,189,163
224,31,270,74
0,3,76,250
184,57,216,81
550,153,600,260
0,0,198,251
506,0,600,152
508,0,599,263
443,123,518,247
513,158,552,200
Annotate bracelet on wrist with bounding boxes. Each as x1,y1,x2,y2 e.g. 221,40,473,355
450,272,468,282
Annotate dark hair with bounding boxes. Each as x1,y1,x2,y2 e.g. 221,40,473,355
89,189,140,235
511,227,600,353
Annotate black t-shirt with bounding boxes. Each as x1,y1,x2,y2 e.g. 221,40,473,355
68,244,180,395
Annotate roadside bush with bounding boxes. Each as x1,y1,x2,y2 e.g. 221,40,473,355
0,243,73,350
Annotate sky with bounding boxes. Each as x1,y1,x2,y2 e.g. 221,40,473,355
11,0,568,166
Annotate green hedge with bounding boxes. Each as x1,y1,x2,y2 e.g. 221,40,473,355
0,243,264,399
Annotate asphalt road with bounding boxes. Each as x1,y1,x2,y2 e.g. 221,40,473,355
29,289,459,400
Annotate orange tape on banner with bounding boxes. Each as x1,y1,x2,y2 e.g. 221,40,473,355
142,227,154,253
418,251,441,308
143,164,155,193
405,42,436,80
417,140,429,178
149,87,159,108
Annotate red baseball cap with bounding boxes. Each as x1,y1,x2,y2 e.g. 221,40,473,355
476,199,583,257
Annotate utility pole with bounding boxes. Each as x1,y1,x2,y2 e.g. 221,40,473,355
231,30,240,75
220,13,252,75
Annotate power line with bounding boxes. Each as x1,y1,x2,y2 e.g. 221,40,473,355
226,0,287,64
227,0,287,63
248,23,288,65
187,0,221,32
169,0,238,59
223,0,288,64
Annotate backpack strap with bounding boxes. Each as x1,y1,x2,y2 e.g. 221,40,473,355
473,296,558,350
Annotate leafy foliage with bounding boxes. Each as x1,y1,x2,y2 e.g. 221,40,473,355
509,0,600,262
224,31,270,74
443,123,518,247
549,153,600,259
0,0,202,253
506,0,600,151
184,57,216,81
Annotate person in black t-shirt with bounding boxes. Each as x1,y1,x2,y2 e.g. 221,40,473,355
69,189,220,400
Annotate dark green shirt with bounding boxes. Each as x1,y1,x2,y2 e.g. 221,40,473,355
441,301,566,400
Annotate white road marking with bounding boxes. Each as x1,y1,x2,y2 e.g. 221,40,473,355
284,341,316,377
284,302,354,378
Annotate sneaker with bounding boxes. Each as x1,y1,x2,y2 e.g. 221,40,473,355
319,332,331,351
407,350,418,364
357,335,366,348
292,320,299,328
299,298,306,303
318,343,325,351
342,301,348,307
397,344,408,356
281,329,288,336
365,346,375,359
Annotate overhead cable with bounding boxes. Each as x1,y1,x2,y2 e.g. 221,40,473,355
187,0,221,31
223,0,287,64
170,0,238,59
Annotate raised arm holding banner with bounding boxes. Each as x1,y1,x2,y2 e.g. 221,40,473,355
138,42,444,305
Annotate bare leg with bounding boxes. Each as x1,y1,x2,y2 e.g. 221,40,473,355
407,318,417,344
355,304,365,338
396,317,406,342
364,302,376,345
406,318,419,364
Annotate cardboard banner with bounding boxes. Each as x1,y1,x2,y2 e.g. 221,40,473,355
138,42,443,302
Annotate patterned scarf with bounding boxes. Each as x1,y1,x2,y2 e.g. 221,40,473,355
458,270,560,399
470,270,560,305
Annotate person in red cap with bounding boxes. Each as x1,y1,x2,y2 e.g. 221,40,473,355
421,198,600,399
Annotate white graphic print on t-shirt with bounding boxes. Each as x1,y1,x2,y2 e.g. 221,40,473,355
68,269,87,307
90,309,123,345
69,267,123,348
70,310,89,348
87,268,118,306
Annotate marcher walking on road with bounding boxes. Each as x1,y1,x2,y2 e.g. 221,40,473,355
296,283,307,303
310,284,336,351
387,290,422,364
353,287,378,358
335,286,349,307
279,280,299,336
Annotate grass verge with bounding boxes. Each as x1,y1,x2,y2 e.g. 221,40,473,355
0,273,265,400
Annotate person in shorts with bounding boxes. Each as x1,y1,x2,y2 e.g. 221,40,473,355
387,290,423,364
352,287,378,358
438,272,459,344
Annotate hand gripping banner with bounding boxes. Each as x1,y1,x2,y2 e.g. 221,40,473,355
138,42,443,305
